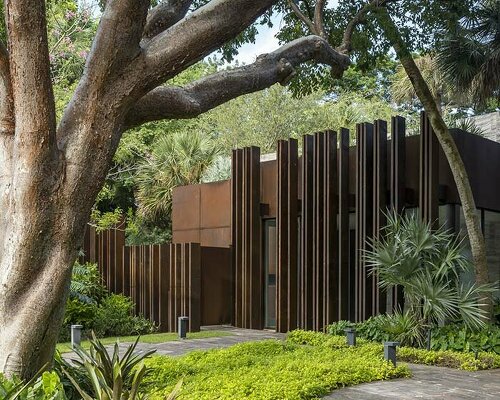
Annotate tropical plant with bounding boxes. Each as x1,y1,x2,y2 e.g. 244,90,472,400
59,334,180,400
135,131,221,222
0,370,66,400
437,0,500,106
366,212,494,336
70,261,107,304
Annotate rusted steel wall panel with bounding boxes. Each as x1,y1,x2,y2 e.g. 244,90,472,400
390,116,406,311
356,122,374,322
231,146,263,329
338,128,351,321
300,135,314,330
373,120,388,315
419,111,439,226
276,139,299,333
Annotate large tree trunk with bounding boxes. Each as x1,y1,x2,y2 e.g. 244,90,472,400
376,8,492,316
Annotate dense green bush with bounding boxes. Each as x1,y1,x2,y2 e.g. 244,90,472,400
93,294,156,337
328,318,500,354
398,347,500,370
60,262,155,341
430,324,500,354
142,336,409,399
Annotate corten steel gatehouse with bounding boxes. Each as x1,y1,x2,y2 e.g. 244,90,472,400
83,112,500,334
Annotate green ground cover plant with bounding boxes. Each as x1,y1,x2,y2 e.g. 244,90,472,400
142,331,409,400
56,331,232,353
397,347,500,370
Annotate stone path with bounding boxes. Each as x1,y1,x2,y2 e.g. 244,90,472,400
326,363,500,399
64,326,284,359
65,326,500,399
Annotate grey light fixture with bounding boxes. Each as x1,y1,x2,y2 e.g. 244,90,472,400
178,316,189,339
383,341,400,366
71,324,83,348
345,327,356,346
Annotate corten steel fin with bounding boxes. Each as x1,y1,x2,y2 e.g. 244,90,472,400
373,120,388,315
355,122,374,322
338,128,351,321
300,135,315,330
276,139,299,333
390,116,406,312
231,146,263,329
419,111,439,228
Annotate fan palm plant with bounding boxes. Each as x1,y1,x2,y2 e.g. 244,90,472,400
437,0,500,106
366,212,494,336
135,131,221,222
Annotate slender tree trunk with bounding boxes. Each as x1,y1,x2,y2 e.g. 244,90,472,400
376,8,492,317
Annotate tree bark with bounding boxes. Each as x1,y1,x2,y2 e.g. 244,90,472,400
375,7,492,316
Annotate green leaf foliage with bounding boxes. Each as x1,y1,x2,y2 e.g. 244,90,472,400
398,346,500,370
142,336,409,399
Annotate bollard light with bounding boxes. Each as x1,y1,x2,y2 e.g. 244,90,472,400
384,341,400,366
71,324,83,349
345,327,356,346
178,316,189,339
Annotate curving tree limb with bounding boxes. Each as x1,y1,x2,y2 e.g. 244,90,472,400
125,36,350,127
142,0,193,41
338,0,393,53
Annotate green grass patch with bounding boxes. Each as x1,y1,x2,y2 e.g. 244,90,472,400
57,330,232,353
142,331,410,399
398,346,500,370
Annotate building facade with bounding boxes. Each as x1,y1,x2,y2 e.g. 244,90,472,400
172,113,500,333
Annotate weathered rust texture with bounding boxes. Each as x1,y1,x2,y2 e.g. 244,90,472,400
338,128,351,321
231,146,263,329
355,122,374,322
390,116,406,311
299,131,338,331
373,120,388,315
276,139,298,333
300,135,314,330
419,111,439,227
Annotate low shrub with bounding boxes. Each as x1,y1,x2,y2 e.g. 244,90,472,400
60,262,156,341
398,347,500,370
430,324,500,354
142,336,409,399
93,294,156,337
327,315,391,343
328,318,500,353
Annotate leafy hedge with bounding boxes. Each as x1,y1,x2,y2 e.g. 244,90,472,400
142,332,409,399
327,318,500,354
430,324,500,354
398,347,500,370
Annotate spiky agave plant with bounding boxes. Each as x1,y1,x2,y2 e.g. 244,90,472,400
366,211,495,338
59,334,181,400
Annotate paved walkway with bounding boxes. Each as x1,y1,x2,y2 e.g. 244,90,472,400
64,326,284,359
326,363,500,399
65,326,500,399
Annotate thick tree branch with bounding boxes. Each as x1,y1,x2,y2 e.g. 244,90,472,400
125,35,350,127
338,0,392,53
288,0,317,35
5,0,55,146
142,0,192,41
0,43,13,135
375,7,492,314
142,0,274,88
314,0,327,39
58,0,149,150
